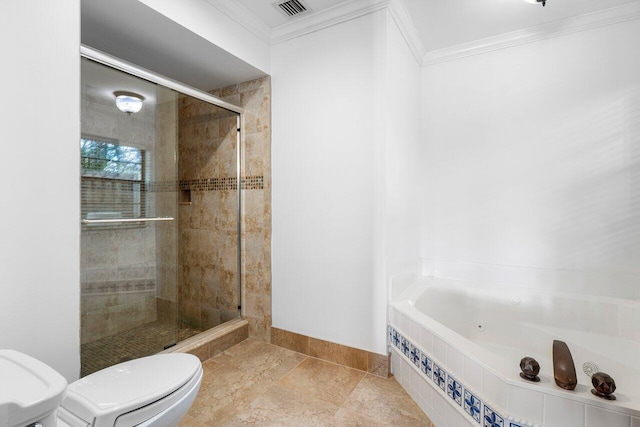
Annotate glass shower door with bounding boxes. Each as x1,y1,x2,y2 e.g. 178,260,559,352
80,57,180,376
80,49,243,377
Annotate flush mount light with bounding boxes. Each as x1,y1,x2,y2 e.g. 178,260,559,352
114,91,144,115
524,0,547,6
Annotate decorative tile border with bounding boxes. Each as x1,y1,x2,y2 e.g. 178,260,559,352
447,375,463,406
433,363,447,392
81,279,156,294
420,351,433,378
178,177,237,191
388,325,533,427
241,176,265,190
145,175,264,192
465,389,482,423
484,404,504,427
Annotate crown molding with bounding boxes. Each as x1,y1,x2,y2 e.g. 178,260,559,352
203,0,424,65
423,1,640,66
200,0,640,68
270,0,425,65
204,0,272,43
271,0,390,45
388,0,426,64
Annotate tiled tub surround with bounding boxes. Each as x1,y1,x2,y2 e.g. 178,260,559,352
389,275,640,427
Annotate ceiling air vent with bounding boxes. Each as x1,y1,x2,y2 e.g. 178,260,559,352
274,0,312,18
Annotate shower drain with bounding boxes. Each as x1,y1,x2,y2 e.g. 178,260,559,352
582,361,599,378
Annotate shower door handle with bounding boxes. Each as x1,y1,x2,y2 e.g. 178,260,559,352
81,217,175,224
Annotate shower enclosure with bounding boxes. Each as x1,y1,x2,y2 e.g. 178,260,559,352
80,47,243,376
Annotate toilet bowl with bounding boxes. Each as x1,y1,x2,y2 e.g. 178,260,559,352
0,349,203,427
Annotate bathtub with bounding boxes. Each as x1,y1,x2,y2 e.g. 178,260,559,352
388,275,640,427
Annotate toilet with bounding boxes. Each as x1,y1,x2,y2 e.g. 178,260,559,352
0,349,203,427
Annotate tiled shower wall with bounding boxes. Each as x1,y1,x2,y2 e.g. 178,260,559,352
176,94,240,329
81,75,271,345
210,77,272,341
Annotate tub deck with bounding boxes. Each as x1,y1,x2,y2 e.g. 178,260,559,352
389,275,640,426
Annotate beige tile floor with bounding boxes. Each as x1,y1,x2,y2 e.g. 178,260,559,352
180,339,433,426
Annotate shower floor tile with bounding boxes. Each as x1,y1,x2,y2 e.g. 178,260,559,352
180,339,433,426
81,320,202,377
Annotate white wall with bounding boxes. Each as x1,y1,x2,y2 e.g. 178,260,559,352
422,18,640,299
138,0,271,75
383,13,423,280
272,10,422,355
0,1,80,380
272,10,385,354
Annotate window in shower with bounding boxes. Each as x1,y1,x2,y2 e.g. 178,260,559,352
81,136,146,223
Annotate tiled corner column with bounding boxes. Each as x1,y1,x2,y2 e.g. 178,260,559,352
271,327,389,378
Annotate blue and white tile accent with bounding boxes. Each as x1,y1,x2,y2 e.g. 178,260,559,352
420,352,432,379
410,343,421,368
391,328,400,348
401,335,410,357
483,405,504,427
464,389,482,423
388,325,531,427
447,375,463,406
432,363,447,391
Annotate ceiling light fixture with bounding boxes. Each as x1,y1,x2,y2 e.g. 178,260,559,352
114,91,144,115
524,0,546,6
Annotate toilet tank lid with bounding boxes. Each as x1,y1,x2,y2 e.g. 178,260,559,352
0,349,68,427
62,353,200,423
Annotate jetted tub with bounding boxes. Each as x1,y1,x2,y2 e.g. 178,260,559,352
388,275,640,427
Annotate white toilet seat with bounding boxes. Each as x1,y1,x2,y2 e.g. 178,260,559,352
0,350,202,427
60,353,202,427
124,369,202,427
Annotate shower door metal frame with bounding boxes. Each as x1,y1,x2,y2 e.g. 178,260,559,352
81,46,244,116
80,44,245,321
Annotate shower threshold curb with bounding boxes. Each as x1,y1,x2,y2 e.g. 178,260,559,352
159,318,249,361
